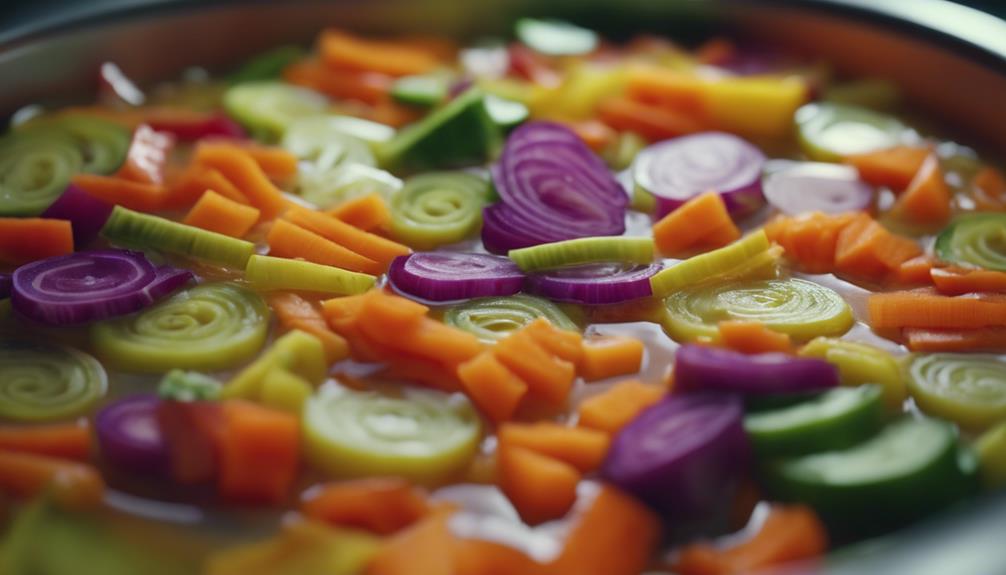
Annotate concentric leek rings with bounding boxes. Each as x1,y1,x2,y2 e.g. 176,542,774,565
0,342,107,422
662,278,853,342
935,214,1006,271
908,353,1006,429
444,294,578,343
390,171,489,249
91,283,269,373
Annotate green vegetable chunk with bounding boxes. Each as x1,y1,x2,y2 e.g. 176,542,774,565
158,369,222,402
0,342,107,422
390,171,490,249
935,213,1006,271
907,353,1006,430
224,81,328,140
795,102,906,162
444,294,578,343
508,236,654,272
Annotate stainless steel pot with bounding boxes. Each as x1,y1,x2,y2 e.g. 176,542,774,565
1,1,1005,573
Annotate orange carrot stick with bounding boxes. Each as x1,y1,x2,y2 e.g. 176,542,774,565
718,320,793,354
869,290,1006,329
216,400,300,505
0,218,73,265
931,266,1006,295
268,292,350,363
0,421,91,460
844,146,929,191
904,327,1006,352
494,329,576,407
302,477,429,535
229,142,299,181
498,444,581,525
266,219,380,274
577,380,665,435
320,29,441,76
456,351,528,424
972,166,1006,211
282,58,392,105
326,193,391,232
168,165,249,209
71,173,166,212
0,450,104,509
285,206,411,270
115,124,175,185
891,154,951,225
183,190,261,238
597,96,707,142
562,120,617,153
579,336,645,381
522,318,584,365
892,254,936,286
194,143,288,220
498,422,610,473
653,192,739,255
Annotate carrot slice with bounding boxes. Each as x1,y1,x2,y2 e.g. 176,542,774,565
904,327,1006,352
0,421,90,460
494,330,576,407
674,504,828,575
718,320,793,354
498,444,580,525
216,400,300,504
845,146,929,191
457,352,528,424
972,166,1006,211
282,58,393,105
363,315,482,370
891,154,952,225
379,353,462,393
302,477,429,535
327,193,391,232
835,213,920,280
231,142,299,181
0,218,73,265
268,292,349,363
869,290,1006,329
168,165,248,209
931,266,1006,295
577,380,665,435
893,254,936,286
544,485,662,575
157,400,223,486
115,124,175,185
183,190,261,238
625,67,707,114
522,318,584,365
597,96,708,141
320,29,441,76
71,173,165,212
580,336,645,381
653,192,740,255
0,450,104,509
194,143,288,220
562,120,617,153
266,219,380,274
358,289,429,332
285,206,411,270
498,422,609,473
452,537,538,575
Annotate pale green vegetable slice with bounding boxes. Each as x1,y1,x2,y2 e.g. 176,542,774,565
907,353,1006,430
0,342,106,422
444,294,578,343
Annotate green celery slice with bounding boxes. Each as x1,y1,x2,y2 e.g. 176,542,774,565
0,342,107,422
508,236,654,272
303,384,482,483
907,353,1006,430
390,171,490,249
245,255,376,295
650,230,776,297
934,213,1006,271
91,283,269,373
799,337,907,410
444,294,578,344
662,277,853,342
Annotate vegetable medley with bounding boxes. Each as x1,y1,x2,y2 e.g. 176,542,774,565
1,18,1006,575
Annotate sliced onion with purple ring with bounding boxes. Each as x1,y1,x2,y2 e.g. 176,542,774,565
600,392,750,520
40,184,115,247
483,121,627,253
526,262,661,305
96,394,169,476
633,131,766,218
387,252,525,303
674,344,839,395
11,249,193,325
764,162,873,215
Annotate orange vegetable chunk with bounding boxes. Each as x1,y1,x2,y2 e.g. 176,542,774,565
845,146,929,191
0,420,91,460
891,154,951,225
498,444,581,525
183,190,261,238
456,351,528,424
217,400,300,505
327,193,391,232
267,219,380,274
718,320,793,354
302,477,429,535
580,336,645,381
268,292,349,363
494,330,576,407
0,218,73,265
577,380,665,435
653,192,740,255
0,450,104,510
498,422,609,473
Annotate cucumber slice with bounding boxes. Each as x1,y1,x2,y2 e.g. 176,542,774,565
303,384,482,483
745,385,885,458
484,95,529,130
799,337,907,410
934,213,1006,271
662,277,854,342
649,230,777,297
223,81,328,140
766,417,978,533
378,88,500,170
226,45,305,84
976,422,1006,489
444,294,578,344
282,117,375,172
245,255,375,295
101,206,256,269
0,341,107,422
907,353,1006,430
295,163,402,209
515,18,598,56
311,116,396,148
390,171,490,249
91,283,269,373
509,236,654,272
391,74,449,107
795,102,906,162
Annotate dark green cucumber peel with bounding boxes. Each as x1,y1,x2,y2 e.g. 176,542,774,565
763,417,979,536
745,385,885,458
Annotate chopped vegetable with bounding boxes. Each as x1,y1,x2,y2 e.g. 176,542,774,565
268,292,349,362
499,422,609,472
246,254,376,295
327,193,391,231
115,125,174,185
890,154,951,225
389,171,490,249
795,102,906,161
935,213,1006,271
223,81,328,139
389,252,523,303
285,205,410,269
498,443,581,524
718,320,793,354
71,173,166,212
580,336,645,381
764,162,873,215
0,450,104,509
0,420,91,460
391,73,449,106
844,145,929,190
673,345,839,395
91,283,269,372
798,337,906,409
192,142,289,220
281,116,375,171
868,290,1006,329
297,162,402,209
266,219,380,274
509,236,653,272
443,294,576,343
903,327,1006,352
976,422,1006,489
456,351,528,423
576,380,665,435
223,330,327,406
652,191,740,255
183,190,261,238
649,230,776,296
526,262,661,305
515,18,598,56
834,212,922,280
493,325,577,407
302,477,429,534
0,217,74,265
158,369,222,402
96,394,169,476
597,96,708,142
217,400,301,504
906,353,1006,430
931,266,1006,295
0,342,107,422
319,29,445,76
156,400,222,485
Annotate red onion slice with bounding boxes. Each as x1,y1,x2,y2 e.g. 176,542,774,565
674,345,840,395
764,162,873,215
96,394,169,476
11,250,193,325
483,121,627,253
601,393,750,520
387,252,525,303
41,184,115,247
633,131,766,218
526,262,661,305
